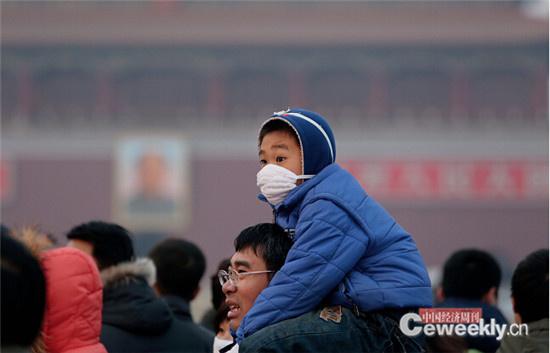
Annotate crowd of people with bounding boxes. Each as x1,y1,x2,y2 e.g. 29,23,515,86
2,109,548,353
2,220,547,353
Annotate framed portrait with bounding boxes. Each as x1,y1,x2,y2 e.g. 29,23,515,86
113,134,190,232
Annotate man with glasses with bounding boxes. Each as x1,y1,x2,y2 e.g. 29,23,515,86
218,223,292,353
221,222,426,353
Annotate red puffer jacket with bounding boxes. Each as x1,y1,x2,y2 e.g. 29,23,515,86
40,247,107,353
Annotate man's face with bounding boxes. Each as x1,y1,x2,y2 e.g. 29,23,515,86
259,130,302,177
222,247,271,331
138,152,168,195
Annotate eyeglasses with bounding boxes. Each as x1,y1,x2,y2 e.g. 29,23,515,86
218,267,274,286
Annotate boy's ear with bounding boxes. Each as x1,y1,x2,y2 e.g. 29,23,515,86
511,297,522,324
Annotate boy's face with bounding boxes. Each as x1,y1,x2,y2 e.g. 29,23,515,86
259,130,302,176
222,247,271,332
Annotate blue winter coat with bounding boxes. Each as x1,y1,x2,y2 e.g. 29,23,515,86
236,163,433,341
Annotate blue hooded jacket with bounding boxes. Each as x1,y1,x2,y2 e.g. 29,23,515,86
236,109,432,342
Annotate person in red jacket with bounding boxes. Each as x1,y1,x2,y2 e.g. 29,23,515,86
39,247,107,353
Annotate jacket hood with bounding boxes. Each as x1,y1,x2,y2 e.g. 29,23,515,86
260,108,336,175
100,258,156,287
40,247,106,353
101,259,173,335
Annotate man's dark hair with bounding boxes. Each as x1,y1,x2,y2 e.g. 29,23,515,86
149,238,207,301
442,249,501,300
258,119,300,147
234,223,293,273
66,221,134,270
511,249,549,323
1,231,46,347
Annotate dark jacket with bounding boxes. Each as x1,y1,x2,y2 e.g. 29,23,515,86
437,297,508,353
162,295,215,351
497,318,548,353
100,259,213,353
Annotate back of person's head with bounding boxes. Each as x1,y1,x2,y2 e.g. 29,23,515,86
511,249,549,323
442,249,501,300
66,221,134,270
1,223,12,237
234,223,293,272
149,238,206,301
259,108,336,175
1,231,46,348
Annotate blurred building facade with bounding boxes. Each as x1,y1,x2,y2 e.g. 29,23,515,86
1,1,548,275
2,2,547,131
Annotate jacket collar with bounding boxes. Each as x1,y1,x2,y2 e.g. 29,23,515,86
100,258,156,288
162,295,193,321
102,272,173,335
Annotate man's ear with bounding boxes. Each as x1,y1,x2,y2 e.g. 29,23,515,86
511,296,522,324
191,286,200,301
435,286,445,303
152,283,161,296
481,287,497,305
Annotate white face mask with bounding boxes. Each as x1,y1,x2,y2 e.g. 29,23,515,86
256,164,313,206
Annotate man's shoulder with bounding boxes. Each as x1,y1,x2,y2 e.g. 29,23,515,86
101,292,213,352
173,318,215,341
498,319,549,353
169,318,215,348
162,295,215,341
438,298,508,323
102,320,213,353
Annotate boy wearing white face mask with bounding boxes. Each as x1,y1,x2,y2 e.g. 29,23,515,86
235,108,433,346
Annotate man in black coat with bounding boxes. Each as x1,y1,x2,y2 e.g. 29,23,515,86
435,249,508,353
67,220,213,353
149,238,215,350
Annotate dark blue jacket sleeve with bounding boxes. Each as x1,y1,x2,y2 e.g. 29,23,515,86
236,198,369,342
